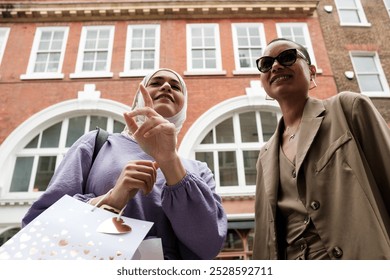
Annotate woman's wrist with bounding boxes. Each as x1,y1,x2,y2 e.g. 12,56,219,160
157,153,186,186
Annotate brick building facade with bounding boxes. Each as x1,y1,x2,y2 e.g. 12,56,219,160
317,0,390,122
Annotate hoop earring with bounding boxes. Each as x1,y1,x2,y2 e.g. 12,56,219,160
265,94,275,100
309,77,317,90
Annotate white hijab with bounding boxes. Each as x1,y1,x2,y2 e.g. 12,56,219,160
124,68,188,135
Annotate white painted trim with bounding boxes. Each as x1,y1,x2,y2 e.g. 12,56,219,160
21,26,69,78
0,27,10,66
186,23,223,72
231,23,266,72
72,25,115,75
122,24,160,73
350,51,390,97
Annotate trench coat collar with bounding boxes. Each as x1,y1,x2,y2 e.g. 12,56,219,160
260,97,325,214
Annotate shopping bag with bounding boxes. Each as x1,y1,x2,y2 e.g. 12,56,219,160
131,238,164,260
0,194,153,260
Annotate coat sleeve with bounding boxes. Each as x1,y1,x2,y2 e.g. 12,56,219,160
344,92,390,215
21,131,97,227
161,160,228,259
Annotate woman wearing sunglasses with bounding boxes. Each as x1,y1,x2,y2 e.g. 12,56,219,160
253,38,390,259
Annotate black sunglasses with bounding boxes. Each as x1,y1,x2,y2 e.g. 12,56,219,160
256,49,309,73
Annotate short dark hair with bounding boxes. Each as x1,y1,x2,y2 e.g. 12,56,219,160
267,38,312,65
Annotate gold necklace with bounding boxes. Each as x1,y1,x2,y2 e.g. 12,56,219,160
284,126,299,141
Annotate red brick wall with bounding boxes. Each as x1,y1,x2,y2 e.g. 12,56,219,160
0,16,336,145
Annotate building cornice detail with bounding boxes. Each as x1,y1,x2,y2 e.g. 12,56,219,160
0,1,319,22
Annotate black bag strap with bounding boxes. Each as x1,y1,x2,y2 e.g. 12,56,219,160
92,127,109,164
83,127,109,194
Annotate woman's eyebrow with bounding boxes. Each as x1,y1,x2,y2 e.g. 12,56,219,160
149,76,181,88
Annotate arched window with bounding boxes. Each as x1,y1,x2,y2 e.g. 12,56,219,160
9,115,125,194
0,89,130,200
179,82,281,196
194,109,279,195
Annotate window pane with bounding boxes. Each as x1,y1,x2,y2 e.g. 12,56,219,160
240,112,258,142
144,38,155,48
223,229,244,251
82,62,93,71
66,116,86,147
219,151,238,186
353,56,377,72
216,118,234,143
340,10,361,23
260,111,278,141
10,157,34,192
195,152,214,174
90,116,107,131
95,61,106,71
243,150,259,185
205,59,216,69
40,122,61,148
97,39,109,49
33,156,56,192
201,129,213,144
143,60,154,69
192,59,203,69
130,60,142,69
358,74,384,92
25,135,39,148
114,120,125,133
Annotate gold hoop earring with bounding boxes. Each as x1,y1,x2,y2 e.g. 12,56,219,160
309,76,317,90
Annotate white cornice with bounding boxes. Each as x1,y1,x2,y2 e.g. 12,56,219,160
0,1,319,22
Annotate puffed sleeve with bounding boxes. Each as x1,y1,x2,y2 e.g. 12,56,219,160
161,160,228,259
21,131,97,227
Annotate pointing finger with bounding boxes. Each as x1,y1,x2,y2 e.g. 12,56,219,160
123,112,138,134
139,84,154,108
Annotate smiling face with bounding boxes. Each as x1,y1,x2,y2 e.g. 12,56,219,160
260,40,316,102
145,70,185,118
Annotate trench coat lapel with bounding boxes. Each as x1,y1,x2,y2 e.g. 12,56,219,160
295,98,325,173
259,122,283,217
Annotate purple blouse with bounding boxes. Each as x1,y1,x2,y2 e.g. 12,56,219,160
22,131,228,260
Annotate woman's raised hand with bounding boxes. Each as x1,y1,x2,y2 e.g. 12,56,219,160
124,84,178,163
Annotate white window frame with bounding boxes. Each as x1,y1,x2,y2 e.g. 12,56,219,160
20,26,69,80
185,23,226,76
0,27,10,66
231,23,266,75
350,51,390,97
70,25,115,79
120,24,160,77
335,0,371,27
385,0,390,17
276,22,321,73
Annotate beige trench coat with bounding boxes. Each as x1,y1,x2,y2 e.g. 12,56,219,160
253,92,390,259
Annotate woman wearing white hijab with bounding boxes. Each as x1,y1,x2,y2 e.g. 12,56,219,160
22,68,228,260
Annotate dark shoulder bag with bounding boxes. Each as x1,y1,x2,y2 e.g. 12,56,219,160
83,127,109,194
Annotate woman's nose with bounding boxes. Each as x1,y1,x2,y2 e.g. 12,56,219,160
160,82,172,91
271,60,284,72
